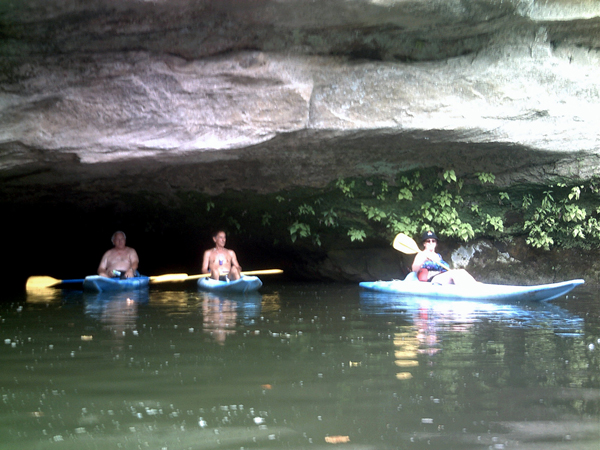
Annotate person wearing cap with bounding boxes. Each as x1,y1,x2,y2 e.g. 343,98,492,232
411,230,476,284
97,231,140,278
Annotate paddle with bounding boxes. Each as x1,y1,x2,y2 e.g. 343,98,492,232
26,269,283,289
26,276,86,290
392,233,420,254
149,269,284,284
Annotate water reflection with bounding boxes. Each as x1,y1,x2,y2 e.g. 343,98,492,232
5,284,598,450
200,292,262,344
358,290,596,447
83,290,148,349
359,290,584,332
25,287,81,304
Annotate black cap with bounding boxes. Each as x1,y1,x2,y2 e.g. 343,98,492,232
421,230,438,242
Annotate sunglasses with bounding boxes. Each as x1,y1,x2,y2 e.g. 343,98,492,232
424,239,437,243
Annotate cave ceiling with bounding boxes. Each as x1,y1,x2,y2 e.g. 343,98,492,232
1,0,600,206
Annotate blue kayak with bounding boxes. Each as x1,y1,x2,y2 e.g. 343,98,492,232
197,275,262,293
83,275,150,292
359,272,584,302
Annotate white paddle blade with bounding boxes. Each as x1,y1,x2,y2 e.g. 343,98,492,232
392,233,420,254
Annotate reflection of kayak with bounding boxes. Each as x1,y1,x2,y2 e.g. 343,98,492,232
83,275,150,292
358,291,584,334
359,273,584,302
199,291,263,323
197,275,262,293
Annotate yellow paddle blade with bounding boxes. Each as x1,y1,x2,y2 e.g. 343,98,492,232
26,276,61,290
186,269,284,281
148,273,190,284
392,233,420,254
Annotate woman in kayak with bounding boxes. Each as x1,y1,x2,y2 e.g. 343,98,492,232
412,231,476,285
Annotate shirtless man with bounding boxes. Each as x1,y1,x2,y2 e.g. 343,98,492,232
201,230,242,281
97,231,139,279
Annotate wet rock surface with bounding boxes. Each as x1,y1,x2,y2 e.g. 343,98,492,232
2,0,599,201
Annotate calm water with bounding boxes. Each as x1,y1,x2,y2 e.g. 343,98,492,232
1,282,599,450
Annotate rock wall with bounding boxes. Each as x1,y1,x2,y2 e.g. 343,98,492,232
1,0,599,202
1,0,600,285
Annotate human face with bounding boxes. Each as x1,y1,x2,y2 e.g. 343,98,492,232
113,232,126,249
423,239,437,250
213,232,226,247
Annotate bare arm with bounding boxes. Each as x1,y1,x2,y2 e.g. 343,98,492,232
229,249,242,272
411,252,428,272
201,249,211,274
97,251,110,277
127,248,139,277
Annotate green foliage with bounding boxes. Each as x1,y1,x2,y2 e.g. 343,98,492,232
348,228,366,242
523,184,600,250
190,170,600,253
321,208,338,227
397,187,413,201
361,204,387,222
377,181,388,200
484,214,504,232
387,214,419,236
336,178,355,198
289,221,311,243
298,203,315,216
568,185,582,201
476,172,496,184
443,169,457,183
228,217,241,231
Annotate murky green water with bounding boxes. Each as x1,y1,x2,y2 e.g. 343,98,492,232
1,282,599,450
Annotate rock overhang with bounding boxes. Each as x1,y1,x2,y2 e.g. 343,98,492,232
1,0,600,285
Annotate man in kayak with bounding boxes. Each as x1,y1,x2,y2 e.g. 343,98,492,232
411,230,476,285
202,230,242,281
97,231,140,278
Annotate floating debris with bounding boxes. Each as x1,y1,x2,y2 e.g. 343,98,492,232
325,435,350,444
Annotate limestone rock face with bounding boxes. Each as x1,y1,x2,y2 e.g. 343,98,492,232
1,0,599,203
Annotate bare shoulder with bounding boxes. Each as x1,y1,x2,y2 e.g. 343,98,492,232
103,248,117,258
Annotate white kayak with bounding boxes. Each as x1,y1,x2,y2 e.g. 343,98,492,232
197,275,263,293
359,272,584,302
83,275,150,292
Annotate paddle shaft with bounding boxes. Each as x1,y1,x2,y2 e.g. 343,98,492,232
184,269,283,281
148,269,284,284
